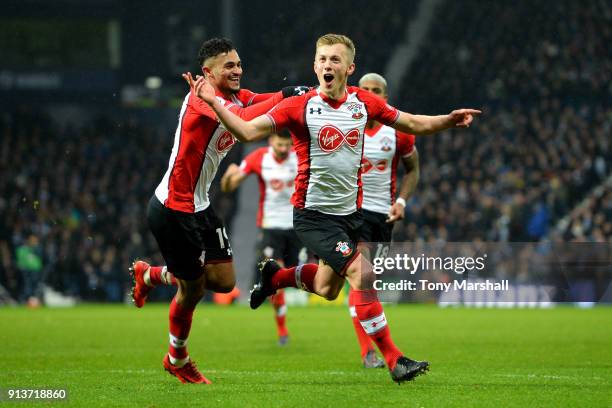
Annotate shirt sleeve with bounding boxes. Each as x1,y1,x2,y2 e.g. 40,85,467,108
228,92,284,120
239,148,264,176
396,132,416,157
187,92,221,119
265,95,305,132
236,89,279,106
248,92,278,106
187,90,283,122
359,88,400,126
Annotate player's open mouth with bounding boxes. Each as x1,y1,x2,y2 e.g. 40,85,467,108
323,74,334,85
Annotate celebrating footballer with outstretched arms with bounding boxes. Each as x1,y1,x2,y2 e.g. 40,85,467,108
185,33,480,384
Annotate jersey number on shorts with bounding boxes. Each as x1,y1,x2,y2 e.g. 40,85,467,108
374,243,390,259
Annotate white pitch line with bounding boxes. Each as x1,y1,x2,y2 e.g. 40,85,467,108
493,373,605,381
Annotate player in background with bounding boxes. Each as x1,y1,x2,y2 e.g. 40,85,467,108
129,37,308,384
348,72,420,368
186,33,480,383
220,130,298,346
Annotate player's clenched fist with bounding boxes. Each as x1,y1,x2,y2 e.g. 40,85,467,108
281,86,311,98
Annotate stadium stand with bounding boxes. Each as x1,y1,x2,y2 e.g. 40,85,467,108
0,108,241,302
0,0,610,302
239,0,416,91
394,0,611,243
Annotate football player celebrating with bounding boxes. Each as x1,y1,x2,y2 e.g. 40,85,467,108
130,37,308,384
186,33,480,383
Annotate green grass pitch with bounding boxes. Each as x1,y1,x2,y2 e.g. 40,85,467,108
1,304,610,407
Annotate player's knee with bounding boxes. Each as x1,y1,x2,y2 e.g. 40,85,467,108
204,262,235,292
211,279,236,293
323,292,339,301
206,273,236,293
319,285,341,301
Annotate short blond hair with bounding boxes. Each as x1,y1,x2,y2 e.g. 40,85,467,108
316,34,356,62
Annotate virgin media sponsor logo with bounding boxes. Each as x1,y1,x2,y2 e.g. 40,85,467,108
362,157,388,173
216,131,236,153
317,125,360,152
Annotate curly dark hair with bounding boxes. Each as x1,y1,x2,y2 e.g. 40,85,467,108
197,38,235,67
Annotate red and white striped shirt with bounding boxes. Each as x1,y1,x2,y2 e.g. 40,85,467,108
155,89,282,213
266,87,399,215
361,124,415,214
240,146,298,229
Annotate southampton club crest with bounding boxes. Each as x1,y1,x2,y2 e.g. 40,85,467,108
335,241,353,257
347,102,364,120
380,136,392,152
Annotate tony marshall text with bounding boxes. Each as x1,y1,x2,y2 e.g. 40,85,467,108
374,279,509,292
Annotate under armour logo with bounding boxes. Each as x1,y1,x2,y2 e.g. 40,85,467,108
310,107,322,114
294,87,307,96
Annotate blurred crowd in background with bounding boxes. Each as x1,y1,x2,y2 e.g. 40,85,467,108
393,0,611,243
0,0,610,303
240,0,415,91
1,111,167,302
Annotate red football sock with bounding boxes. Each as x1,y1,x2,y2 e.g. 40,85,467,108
168,297,194,362
149,266,177,286
352,289,403,370
271,263,318,292
271,290,288,337
348,289,376,358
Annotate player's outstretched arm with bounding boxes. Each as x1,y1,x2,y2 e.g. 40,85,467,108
249,86,310,105
220,163,248,193
183,72,274,142
393,109,481,135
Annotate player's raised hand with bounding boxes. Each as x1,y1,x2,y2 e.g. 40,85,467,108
182,72,197,89
195,76,216,104
448,109,482,128
182,72,216,104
